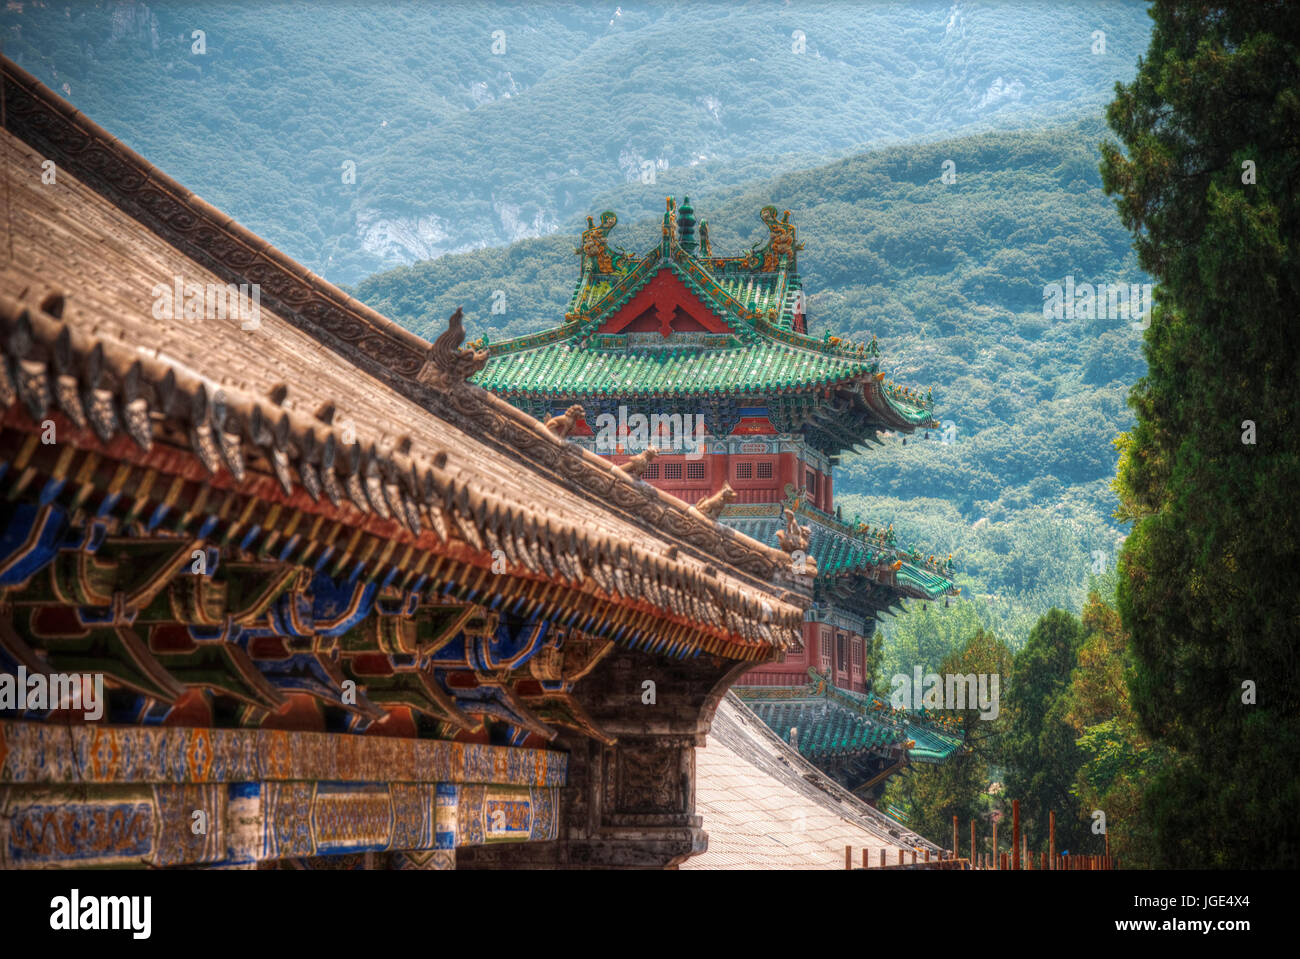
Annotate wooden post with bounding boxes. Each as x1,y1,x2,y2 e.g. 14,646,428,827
1012,800,1020,871
1040,851,1046,871
924,848,930,863
846,845,852,870
880,848,885,867
992,818,998,870
1049,810,1056,869
912,850,917,864
863,848,869,868
970,819,976,867
953,815,959,860
898,849,904,865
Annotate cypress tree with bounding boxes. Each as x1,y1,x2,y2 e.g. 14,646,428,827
1101,1,1300,867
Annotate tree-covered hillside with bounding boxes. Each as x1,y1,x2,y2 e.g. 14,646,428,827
356,115,1145,647
4,0,1149,284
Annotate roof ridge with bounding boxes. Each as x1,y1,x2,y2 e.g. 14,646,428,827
0,56,804,590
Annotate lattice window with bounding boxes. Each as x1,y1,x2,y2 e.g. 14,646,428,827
735,462,753,479
756,461,773,479
806,470,818,496
643,463,660,479
664,462,682,479
686,462,706,479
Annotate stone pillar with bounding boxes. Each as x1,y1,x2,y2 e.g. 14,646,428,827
457,645,751,869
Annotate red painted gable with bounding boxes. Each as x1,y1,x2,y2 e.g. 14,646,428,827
596,267,735,337
732,416,778,435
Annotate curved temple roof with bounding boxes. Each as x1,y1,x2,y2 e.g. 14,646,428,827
684,692,942,868
735,669,964,765
722,500,958,611
472,199,938,444
0,58,810,663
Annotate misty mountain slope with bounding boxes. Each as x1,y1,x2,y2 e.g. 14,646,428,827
5,0,1149,283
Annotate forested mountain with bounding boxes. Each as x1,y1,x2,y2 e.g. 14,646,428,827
356,115,1147,648
4,0,1149,284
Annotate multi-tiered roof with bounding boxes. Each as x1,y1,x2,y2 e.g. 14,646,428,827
473,198,938,455
475,199,957,615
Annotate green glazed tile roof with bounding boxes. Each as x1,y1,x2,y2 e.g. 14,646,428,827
719,504,958,601
472,331,881,398
746,700,905,760
735,672,964,765
471,200,937,427
829,684,964,764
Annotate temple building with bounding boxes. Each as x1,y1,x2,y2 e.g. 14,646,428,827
0,60,837,869
473,196,961,793
0,59,955,869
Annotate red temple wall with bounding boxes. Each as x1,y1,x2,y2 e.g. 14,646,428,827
740,621,870,694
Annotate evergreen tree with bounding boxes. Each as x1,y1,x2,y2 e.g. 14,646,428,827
1064,592,1167,867
882,629,1012,855
1101,1,1300,867
1001,609,1090,854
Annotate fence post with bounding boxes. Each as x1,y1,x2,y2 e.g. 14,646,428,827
846,845,852,870
992,819,999,870
1049,810,1056,870
1012,800,1020,871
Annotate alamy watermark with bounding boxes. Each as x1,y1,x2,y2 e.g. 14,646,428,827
50,889,150,939
1042,275,1152,329
890,667,1000,720
593,405,705,459
151,275,261,330
0,667,104,720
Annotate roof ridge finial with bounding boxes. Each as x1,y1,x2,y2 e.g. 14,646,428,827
678,195,697,253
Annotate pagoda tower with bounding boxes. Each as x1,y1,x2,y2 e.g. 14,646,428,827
475,198,958,698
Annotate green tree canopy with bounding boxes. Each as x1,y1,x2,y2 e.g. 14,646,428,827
1101,0,1300,868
